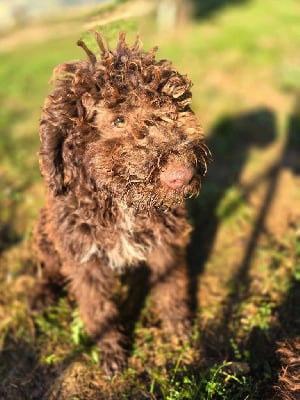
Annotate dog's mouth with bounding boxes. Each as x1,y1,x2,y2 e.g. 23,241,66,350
121,171,201,212
154,179,201,212
163,174,201,202
114,156,203,211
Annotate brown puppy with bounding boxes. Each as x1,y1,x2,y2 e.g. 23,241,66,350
34,32,210,375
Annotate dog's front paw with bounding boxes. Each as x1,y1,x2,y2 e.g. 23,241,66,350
98,339,128,378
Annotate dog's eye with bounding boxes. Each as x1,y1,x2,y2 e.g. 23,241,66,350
145,120,155,127
112,116,126,128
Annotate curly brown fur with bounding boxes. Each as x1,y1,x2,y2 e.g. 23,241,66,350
33,32,210,376
274,338,300,400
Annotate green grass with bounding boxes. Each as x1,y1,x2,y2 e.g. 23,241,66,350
1,0,300,399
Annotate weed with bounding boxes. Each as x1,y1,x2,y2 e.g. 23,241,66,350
42,353,60,365
70,309,89,347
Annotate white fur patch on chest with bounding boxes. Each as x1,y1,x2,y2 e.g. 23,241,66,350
80,206,152,270
80,242,103,264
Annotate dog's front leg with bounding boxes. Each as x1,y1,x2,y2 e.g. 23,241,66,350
66,258,127,376
147,247,192,340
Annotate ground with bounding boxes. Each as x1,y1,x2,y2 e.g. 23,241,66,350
0,0,299,399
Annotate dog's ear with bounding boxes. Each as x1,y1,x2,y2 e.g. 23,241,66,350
39,61,98,195
39,97,67,195
39,62,80,195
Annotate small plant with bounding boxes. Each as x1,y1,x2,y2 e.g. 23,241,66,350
165,375,200,400
34,298,71,343
70,309,89,347
241,300,273,333
149,366,200,400
43,353,59,365
148,351,252,400
70,309,99,364
201,361,253,400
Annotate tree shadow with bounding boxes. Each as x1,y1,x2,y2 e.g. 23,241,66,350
0,180,27,255
187,107,277,314
283,93,300,176
190,0,250,19
0,313,118,400
188,97,300,397
120,264,152,349
0,333,77,400
269,95,300,397
0,223,21,255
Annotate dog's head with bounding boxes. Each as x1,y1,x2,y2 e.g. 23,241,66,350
39,32,210,210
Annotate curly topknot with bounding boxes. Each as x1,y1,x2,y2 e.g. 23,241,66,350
74,31,193,109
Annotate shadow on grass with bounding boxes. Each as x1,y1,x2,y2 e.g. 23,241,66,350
0,222,21,255
0,177,36,255
0,334,73,400
0,180,26,255
188,98,300,397
120,264,152,348
191,0,250,19
0,336,97,400
270,96,300,398
0,294,103,400
187,107,277,314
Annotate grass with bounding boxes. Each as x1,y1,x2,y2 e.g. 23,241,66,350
1,0,300,399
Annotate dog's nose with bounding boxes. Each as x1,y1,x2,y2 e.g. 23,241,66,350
160,163,195,190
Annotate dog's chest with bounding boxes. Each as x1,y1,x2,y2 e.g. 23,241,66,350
81,207,157,270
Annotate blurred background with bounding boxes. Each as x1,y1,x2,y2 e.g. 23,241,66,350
0,1,299,399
